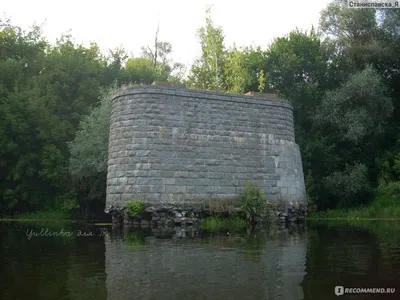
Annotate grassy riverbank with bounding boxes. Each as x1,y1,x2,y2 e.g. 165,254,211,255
0,210,70,221
308,195,400,220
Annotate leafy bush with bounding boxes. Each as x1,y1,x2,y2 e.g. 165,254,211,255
238,182,265,224
323,163,372,207
314,66,393,145
125,200,145,218
68,85,115,179
377,181,400,198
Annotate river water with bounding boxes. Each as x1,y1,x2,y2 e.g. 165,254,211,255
1,221,399,300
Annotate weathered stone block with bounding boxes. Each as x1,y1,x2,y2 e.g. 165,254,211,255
174,171,189,178
162,178,175,185
165,186,186,194
139,185,153,193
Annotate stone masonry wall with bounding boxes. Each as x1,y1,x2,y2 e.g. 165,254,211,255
105,84,306,213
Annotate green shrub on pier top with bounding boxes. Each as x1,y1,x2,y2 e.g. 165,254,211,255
126,200,145,218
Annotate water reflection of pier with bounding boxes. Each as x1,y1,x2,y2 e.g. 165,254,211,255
105,227,307,300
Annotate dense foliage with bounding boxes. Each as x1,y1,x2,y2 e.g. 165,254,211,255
0,18,184,217
1,1,400,217
188,3,400,211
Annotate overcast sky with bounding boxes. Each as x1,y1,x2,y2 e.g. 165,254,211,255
2,0,331,67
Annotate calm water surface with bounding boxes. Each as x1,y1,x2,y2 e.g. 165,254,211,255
1,221,400,300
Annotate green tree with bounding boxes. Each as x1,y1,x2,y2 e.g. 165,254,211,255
141,24,185,83
314,66,393,208
100,47,128,86
323,163,371,208
0,20,109,215
68,86,115,213
224,46,267,93
188,7,226,90
121,57,160,84
68,86,114,179
315,66,393,145
319,0,393,87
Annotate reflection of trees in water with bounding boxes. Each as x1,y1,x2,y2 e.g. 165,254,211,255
0,222,107,300
3,221,399,300
302,221,400,300
1,223,72,300
67,231,107,300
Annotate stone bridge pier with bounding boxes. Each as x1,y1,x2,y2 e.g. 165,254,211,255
105,83,306,222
